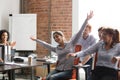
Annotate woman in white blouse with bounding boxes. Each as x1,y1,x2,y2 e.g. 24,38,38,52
0,29,16,80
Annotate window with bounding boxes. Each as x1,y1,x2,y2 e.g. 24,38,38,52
73,0,120,40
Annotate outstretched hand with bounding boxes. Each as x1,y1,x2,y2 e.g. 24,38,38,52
111,56,120,64
87,10,94,20
66,53,77,59
30,36,36,41
10,41,16,48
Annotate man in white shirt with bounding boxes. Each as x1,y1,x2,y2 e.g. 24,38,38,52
76,24,96,80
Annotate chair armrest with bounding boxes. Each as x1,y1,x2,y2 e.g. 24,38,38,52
72,64,91,80
73,64,90,69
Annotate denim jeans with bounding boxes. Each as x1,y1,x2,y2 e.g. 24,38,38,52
46,69,72,80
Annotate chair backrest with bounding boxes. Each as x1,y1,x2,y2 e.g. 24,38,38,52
71,45,82,79
91,53,98,70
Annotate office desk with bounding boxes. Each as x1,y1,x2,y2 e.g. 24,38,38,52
0,64,20,72
43,62,54,73
17,61,43,80
0,64,21,80
0,61,43,80
36,58,56,74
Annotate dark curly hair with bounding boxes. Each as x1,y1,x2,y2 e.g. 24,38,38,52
0,29,10,42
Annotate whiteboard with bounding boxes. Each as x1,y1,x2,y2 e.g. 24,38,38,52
9,14,36,51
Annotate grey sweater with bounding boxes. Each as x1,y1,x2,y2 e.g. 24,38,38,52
35,19,88,71
76,41,120,69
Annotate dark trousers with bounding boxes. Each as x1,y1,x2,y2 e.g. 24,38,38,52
92,66,118,80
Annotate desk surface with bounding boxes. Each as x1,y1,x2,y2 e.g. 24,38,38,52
0,59,44,80
0,60,43,72
0,64,20,72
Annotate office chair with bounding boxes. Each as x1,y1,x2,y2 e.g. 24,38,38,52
70,45,92,80
71,45,81,79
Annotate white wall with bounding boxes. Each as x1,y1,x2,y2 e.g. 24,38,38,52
0,0,20,29
73,0,120,40
72,0,79,36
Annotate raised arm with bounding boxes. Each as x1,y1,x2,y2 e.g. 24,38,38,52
30,36,56,52
71,11,94,45
9,41,16,49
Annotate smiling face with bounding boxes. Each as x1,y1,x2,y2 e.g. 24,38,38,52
102,32,111,43
102,29,113,44
53,32,65,45
83,27,91,37
1,32,8,42
83,25,91,39
0,30,10,44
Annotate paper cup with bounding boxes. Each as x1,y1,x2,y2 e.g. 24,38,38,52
28,57,32,65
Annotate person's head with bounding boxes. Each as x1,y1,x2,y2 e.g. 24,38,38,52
0,29,10,43
98,27,104,40
102,28,119,47
83,24,92,38
53,31,66,44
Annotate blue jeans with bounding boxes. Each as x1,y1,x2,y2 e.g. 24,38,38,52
46,69,72,80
